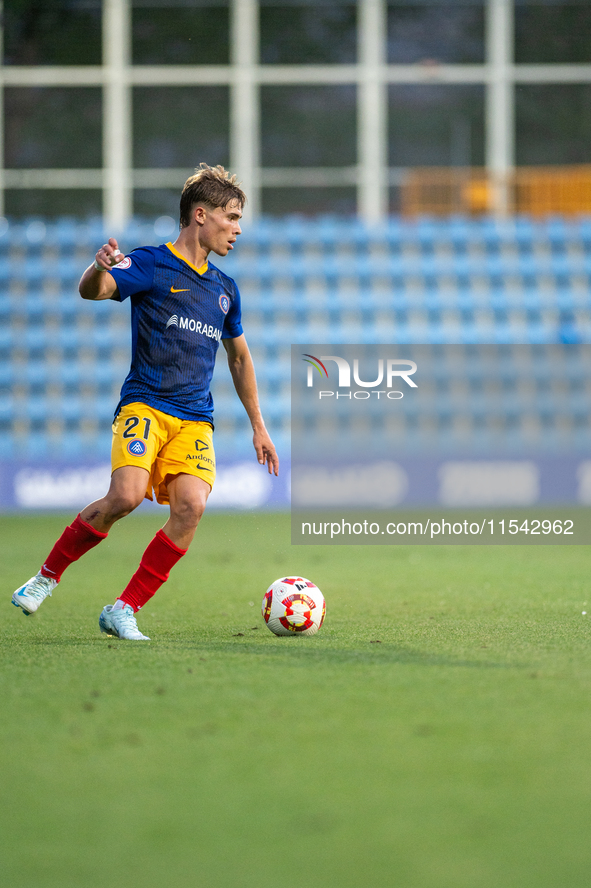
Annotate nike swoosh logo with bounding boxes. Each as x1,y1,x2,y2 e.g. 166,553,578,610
171,287,190,293
42,564,56,575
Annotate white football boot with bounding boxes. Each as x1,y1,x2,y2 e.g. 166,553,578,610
12,573,58,616
99,604,150,641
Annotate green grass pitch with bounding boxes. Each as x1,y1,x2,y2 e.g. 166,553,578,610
2,510,591,888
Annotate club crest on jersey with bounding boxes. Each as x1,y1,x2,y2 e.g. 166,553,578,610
113,256,132,270
127,439,147,456
219,293,230,314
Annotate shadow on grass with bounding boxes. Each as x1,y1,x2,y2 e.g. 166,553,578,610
202,641,523,670
140,634,522,670
5,632,525,670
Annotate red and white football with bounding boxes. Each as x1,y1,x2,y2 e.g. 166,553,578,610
262,576,326,637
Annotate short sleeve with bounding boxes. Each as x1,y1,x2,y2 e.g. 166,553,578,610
109,247,156,302
222,282,243,339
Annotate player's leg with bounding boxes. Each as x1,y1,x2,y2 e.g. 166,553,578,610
80,465,150,533
11,466,148,616
162,471,211,548
99,475,209,641
99,418,214,640
13,402,163,618
111,473,210,614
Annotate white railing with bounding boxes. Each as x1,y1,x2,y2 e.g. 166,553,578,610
1,0,591,225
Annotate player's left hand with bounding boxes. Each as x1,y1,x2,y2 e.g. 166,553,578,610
254,429,279,476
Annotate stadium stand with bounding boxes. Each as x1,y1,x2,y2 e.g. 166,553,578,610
0,215,590,461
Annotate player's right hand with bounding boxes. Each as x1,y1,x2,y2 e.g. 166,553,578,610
94,237,126,270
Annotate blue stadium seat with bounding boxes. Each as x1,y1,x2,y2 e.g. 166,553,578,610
1,213,591,461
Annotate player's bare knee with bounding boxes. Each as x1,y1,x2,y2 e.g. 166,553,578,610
105,491,143,521
172,497,205,531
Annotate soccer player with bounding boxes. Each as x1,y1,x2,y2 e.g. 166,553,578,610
11,163,278,640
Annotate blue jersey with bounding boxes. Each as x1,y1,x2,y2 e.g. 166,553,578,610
109,242,243,424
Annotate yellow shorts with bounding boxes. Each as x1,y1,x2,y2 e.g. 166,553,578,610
111,402,215,505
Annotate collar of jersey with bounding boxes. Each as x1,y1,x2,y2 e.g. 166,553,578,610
166,242,208,276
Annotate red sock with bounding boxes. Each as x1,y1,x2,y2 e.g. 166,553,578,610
119,529,187,612
40,514,108,582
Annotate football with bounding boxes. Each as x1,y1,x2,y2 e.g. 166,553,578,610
262,576,326,637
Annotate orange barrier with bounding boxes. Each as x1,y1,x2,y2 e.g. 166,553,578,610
401,166,591,217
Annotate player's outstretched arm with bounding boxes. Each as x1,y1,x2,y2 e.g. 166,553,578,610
79,237,126,301
223,334,279,476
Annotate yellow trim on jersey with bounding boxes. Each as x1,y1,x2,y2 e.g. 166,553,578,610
166,242,208,275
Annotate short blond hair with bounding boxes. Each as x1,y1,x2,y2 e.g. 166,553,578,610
179,163,246,227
